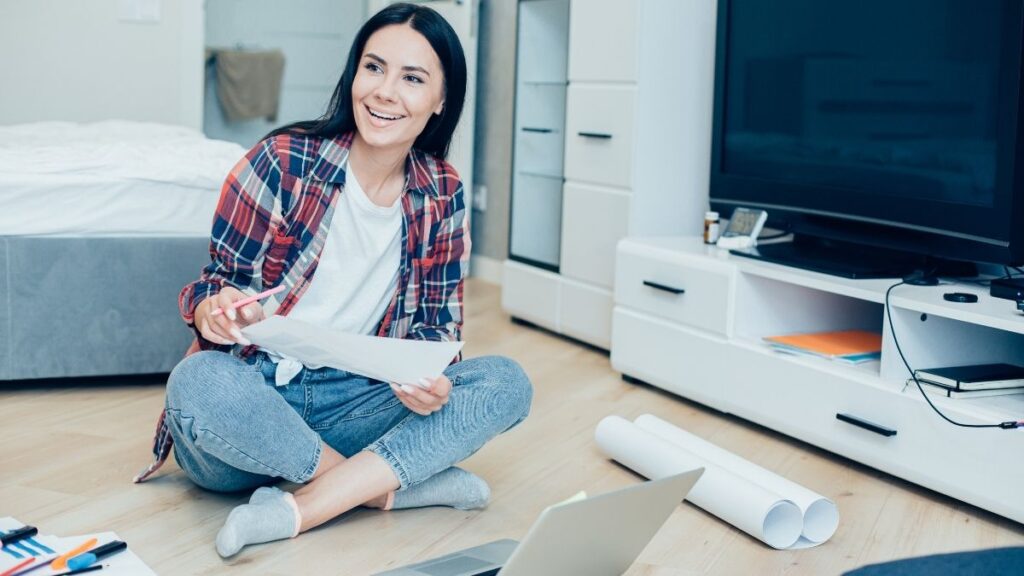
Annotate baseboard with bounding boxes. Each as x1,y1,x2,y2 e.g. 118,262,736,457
469,254,503,285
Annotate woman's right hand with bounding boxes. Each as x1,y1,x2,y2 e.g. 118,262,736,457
194,286,266,346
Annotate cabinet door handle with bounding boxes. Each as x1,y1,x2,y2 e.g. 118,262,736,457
578,131,613,139
643,280,685,295
836,413,897,437
521,127,553,133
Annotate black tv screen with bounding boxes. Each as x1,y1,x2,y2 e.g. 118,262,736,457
710,0,1024,266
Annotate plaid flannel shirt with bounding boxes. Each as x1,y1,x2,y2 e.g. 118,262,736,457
135,131,469,483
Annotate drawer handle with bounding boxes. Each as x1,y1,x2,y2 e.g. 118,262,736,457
836,413,897,437
643,280,685,295
578,131,613,139
521,127,554,133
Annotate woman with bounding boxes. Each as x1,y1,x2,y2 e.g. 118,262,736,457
137,3,533,558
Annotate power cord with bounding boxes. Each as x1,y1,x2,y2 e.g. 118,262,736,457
885,281,1023,430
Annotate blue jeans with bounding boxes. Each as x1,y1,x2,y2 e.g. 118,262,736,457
164,350,533,493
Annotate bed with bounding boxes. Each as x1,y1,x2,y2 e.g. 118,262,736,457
0,121,247,381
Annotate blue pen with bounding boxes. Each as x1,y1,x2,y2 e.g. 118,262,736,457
66,541,126,571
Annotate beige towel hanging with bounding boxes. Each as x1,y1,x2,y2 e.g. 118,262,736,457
212,49,286,122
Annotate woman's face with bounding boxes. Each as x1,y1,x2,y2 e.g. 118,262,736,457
352,24,446,153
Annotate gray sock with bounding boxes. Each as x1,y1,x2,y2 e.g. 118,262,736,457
249,485,283,504
216,486,300,558
392,467,490,511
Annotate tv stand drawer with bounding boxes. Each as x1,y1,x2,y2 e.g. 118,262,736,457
615,240,734,336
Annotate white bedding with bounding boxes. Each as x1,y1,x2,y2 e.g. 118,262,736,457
0,121,248,236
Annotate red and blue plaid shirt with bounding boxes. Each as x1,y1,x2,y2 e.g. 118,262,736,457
136,131,469,482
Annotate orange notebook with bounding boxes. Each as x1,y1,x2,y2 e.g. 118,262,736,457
764,330,882,357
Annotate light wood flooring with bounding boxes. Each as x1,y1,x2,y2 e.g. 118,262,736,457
1,278,1022,575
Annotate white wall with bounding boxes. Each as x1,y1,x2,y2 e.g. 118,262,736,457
203,0,366,148
0,0,204,129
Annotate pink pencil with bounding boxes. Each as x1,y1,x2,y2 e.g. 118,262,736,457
211,285,286,317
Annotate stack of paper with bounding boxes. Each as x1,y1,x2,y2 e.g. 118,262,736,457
0,518,155,576
763,330,882,364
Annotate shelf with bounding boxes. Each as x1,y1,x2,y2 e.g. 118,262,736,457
734,334,1024,423
734,335,883,380
899,378,1024,425
736,257,896,304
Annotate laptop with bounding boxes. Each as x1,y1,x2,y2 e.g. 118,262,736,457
373,469,704,576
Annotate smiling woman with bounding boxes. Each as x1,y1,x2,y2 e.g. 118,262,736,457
136,2,533,560
268,2,466,160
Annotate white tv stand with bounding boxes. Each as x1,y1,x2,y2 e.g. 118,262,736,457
611,236,1024,524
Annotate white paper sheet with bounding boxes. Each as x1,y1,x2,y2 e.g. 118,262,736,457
595,416,804,549
634,414,839,547
0,519,156,575
242,316,464,386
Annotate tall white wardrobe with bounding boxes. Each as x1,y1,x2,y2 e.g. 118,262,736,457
503,0,718,349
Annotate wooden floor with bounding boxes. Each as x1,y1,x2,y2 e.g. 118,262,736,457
1,278,1022,575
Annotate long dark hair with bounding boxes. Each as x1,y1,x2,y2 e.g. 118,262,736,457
266,3,467,159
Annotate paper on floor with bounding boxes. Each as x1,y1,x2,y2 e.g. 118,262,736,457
634,414,839,547
594,416,839,549
1,519,156,576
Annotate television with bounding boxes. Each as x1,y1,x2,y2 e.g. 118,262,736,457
709,0,1024,279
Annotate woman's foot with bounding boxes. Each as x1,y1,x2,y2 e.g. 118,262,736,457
224,468,488,556
216,486,301,558
381,467,491,511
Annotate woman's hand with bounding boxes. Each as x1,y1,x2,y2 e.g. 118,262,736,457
194,286,266,346
390,375,452,416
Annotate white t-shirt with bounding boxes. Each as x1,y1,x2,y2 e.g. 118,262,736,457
266,162,403,385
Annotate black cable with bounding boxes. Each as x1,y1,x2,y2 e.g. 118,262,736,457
884,281,1021,430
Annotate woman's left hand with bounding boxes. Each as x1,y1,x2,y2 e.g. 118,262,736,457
390,375,452,416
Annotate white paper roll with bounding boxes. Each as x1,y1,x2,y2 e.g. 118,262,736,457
595,416,804,549
634,414,839,547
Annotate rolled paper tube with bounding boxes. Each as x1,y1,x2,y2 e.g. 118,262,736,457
634,414,839,547
595,416,803,549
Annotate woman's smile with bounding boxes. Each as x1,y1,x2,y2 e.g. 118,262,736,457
365,104,407,126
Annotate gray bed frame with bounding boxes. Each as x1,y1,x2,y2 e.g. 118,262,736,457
0,236,210,381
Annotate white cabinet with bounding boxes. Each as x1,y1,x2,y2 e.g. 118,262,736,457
614,242,733,335
561,276,614,348
507,0,570,270
510,173,563,267
567,0,638,83
563,85,636,187
502,260,560,330
612,236,1024,525
504,0,716,349
560,183,630,288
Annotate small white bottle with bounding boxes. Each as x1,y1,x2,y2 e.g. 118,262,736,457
703,211,720,244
